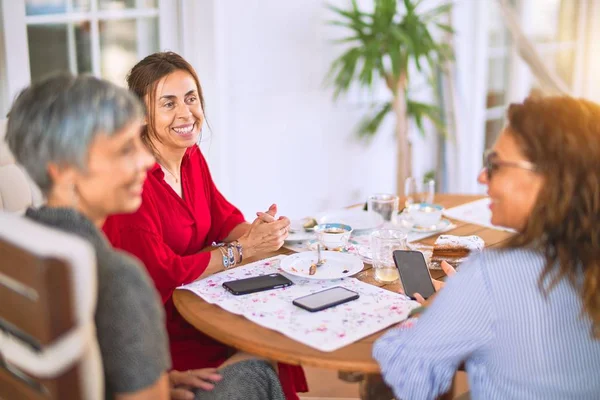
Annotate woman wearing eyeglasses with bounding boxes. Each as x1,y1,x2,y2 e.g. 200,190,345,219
373,96,600,400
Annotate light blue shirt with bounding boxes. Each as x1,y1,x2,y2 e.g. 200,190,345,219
373,248,600,400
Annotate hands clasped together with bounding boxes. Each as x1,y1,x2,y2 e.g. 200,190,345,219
238,204,291,258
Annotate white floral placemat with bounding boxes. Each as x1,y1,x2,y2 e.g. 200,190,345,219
179,256,419,352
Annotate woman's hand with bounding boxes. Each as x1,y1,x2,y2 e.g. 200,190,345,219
238,204,290,258
169,368,222,400
413,261,456,306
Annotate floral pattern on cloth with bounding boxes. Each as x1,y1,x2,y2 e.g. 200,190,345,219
179,255,420,352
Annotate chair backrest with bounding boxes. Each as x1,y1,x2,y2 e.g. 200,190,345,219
0,211,103,400
0,118,44,214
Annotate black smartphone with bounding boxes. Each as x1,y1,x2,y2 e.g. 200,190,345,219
222,273,294,295
393,250,436,300
293,286,359,312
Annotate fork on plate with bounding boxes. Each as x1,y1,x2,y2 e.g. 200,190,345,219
316,244,325,266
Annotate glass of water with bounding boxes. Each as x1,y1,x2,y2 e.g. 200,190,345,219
368,193,399,223
404,177,435,208
370,229,408,283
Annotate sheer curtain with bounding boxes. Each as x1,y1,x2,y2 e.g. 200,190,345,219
496,0,570,95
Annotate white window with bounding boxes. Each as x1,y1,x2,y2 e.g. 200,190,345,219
1,0,180,110
483,0,589,149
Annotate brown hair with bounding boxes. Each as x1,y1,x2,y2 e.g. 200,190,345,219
126,51,205,154
505,95,600,338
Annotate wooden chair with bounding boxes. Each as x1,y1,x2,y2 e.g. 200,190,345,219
0,211,103,399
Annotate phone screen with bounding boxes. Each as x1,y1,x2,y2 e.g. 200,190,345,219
393,250,436,299
293,286,359,312
222,273,293,295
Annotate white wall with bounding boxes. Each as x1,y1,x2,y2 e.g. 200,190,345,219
187,0,442,220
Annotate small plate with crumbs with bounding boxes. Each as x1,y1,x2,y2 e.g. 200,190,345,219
279,251,364,280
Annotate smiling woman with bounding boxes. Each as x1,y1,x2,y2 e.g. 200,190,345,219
143,68,205,195
477,131,544,231
102,52,307,400
373,96,600,400
5,74,171,399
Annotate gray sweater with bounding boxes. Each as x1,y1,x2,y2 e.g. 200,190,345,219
26,207,170,399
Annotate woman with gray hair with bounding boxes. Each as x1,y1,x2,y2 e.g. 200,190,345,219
5,73,286,400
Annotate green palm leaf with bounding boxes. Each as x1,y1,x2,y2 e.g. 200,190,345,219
326,0,453,138
357,102,393,139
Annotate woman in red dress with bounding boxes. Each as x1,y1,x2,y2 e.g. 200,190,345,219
103,52,307,399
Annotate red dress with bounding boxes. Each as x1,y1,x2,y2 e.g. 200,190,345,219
102,145,307,399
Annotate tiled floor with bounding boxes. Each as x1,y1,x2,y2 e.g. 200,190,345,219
300,367,469,400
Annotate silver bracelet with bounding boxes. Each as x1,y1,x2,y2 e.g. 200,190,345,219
233,240,243,264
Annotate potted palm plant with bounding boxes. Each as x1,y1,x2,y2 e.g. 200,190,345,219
326,0,453,193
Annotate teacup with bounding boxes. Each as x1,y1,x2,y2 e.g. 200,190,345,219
407,203,444,228
314,223,352,250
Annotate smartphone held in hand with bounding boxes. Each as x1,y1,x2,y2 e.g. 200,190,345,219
393,250,436,300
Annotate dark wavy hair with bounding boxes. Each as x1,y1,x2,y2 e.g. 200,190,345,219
505,95,600,338
126,51,205,155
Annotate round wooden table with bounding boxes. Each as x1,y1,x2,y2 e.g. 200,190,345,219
173,194,514,396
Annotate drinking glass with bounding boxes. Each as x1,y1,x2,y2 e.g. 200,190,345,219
404,177,435,208
370,229,408,283
368,193,399,223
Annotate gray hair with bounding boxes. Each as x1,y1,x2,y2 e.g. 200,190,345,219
5,73,144,194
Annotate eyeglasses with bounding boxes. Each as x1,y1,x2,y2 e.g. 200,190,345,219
482,149,537,180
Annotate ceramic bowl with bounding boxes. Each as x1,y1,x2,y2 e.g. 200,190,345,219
314,223,353,250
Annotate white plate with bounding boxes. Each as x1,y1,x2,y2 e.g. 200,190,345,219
316,210,384,231
279,251,364,280
357,245,373,263
286,219,316,242
397,216,452,233
285,230,315,242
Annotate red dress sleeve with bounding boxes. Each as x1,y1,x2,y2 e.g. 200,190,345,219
103,146,245,303
197,149,245,244
103,196,211,304
103,148,307,398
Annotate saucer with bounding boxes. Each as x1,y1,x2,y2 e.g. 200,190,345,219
357,245,373,263
397,216,452,233
307,240,349,252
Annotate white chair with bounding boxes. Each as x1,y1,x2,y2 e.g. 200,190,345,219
0,118,44,213
0,211,103,400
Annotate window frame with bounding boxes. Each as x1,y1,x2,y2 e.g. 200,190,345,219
1,0,180,110
483,0,590,149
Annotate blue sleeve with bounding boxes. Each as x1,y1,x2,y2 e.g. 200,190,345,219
373,255,494,400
